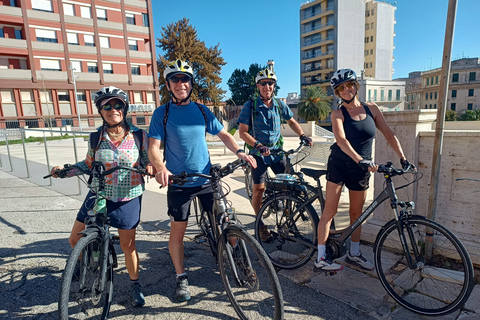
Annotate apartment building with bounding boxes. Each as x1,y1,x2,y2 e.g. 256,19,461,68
0,0,159,129
299,0,396,97
404,58,480,114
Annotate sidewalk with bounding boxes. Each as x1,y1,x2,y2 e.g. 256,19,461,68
1,136,478,319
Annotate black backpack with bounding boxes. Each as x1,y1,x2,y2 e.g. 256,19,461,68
90,126,146,167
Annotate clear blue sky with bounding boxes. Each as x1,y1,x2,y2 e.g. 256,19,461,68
151,0,479,99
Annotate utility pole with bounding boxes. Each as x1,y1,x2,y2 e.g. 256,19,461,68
70,64,82,131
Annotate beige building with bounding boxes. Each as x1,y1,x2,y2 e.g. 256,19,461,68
299,0,396,96
404,58,480,114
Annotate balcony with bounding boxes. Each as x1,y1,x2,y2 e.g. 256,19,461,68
104,73,128,83
132,74,155,84
129,50,153,59
37,70,68,81
32,41,64,52
0,69,32,81
0,38,28,52
1,5,22,18
301,22,334,35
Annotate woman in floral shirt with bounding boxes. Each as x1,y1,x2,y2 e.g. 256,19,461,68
50,86,152,307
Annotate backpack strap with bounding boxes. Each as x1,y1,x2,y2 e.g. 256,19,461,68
89,126,104,155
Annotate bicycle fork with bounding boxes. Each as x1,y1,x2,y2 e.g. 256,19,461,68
393,202,422,270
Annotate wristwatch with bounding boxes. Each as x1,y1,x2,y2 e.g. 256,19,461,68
254,141,260,148
236,149,244,155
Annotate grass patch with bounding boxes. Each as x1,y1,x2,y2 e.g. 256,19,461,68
0,134,73,146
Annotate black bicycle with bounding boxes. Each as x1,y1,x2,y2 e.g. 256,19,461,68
44,161,149,320
171,159,284,320
255,162,474,316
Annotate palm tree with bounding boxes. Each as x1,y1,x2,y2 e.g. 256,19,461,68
297,86,332,122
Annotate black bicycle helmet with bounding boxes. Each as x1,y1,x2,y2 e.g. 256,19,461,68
330,69,357,89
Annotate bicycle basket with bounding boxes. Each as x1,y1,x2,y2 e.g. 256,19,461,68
266,174,307,194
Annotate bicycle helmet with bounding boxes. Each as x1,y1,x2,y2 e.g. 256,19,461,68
255,68,277,84
93,86,129,128
163,59,194,81
330,69,357,89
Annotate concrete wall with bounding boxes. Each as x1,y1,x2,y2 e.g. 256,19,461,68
362,110,480,265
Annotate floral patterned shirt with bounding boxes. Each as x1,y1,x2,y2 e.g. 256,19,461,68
67,123,150,202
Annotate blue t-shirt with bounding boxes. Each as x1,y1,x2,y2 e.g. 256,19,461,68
237,97,293,146
149,101,223,187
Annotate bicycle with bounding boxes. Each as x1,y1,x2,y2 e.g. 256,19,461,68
171,159,284,320
255,162,474,316
44,161,149,320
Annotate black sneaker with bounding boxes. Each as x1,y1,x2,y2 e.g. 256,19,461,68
175,275,191,302
130,283,145,307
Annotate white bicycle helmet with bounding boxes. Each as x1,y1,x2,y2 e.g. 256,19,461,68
330,69,357,89
255,68,277,84
94,86,129,110
163,59,194,81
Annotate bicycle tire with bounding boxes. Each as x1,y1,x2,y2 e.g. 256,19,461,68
256,193,319,269
59,231,114,320
244,165,254,201
374,215,474,316
217,226,284,320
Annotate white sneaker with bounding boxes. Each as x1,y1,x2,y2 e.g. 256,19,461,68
345,251,375,270
313,256,344,272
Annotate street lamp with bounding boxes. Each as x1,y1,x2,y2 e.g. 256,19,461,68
70,63,81,131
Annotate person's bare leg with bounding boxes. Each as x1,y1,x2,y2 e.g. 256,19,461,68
68,220,86,248
169,221,188,274
118,228,139,280
252,183,265,215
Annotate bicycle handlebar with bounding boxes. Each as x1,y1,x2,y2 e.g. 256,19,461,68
377,161,417,176
169,159,246,186
43,162,152,179
269,140,306,157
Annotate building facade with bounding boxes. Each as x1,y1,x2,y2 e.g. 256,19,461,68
0,0,159,129
404,58,480,114
299,0,396,96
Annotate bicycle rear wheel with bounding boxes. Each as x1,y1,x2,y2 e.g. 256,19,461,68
59,232,113,320
218,226,284,320
374,216,474,316
256,193,318,269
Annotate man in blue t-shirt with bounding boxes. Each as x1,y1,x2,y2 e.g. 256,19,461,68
237,68,313,241
148,60,256,302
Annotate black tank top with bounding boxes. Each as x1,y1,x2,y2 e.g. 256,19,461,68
331,102,376,160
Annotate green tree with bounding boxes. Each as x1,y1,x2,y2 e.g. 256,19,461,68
458,110,480,121
157,18,226,105
297,86,332,121
226,63,280,105
445,109,457,121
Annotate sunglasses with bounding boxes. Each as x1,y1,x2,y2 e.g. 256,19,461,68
259,81,275,87
169,76,191,83
337,82,355,91
101,103,124,111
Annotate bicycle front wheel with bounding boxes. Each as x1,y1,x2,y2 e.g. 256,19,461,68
59,231,113,320
256,193,318,269
218,226,284,320
374,216,474,316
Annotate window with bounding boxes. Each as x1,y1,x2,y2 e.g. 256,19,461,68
131,65,140,75
63,3,74,16
371,9,374,15
469,72,476,81
142,13,149,27
103,63,113,74
396,90,401,101
427,78,429,86
80,6,91,18
76,90,86,101
451,90,457,98
15,29,22,39
388,90,392,101
370,49,373,55
126,13,135,25
371,22,374,28
71,60,82,72
425,93,428,100
451,103,456,111
128,39,138,51
434,91,437,99
370,35,373,42
0,29,4,38
96,8,107,20
452,73,459,82
99,36,109,48
10,0,17,6
468,103,473,110
32,0,52,12
380,90,384,101
57,90,70,102
87,62,98,73
425,104,428,109
84,34,95,46
40,59,61,71
429,104,432,109
434,104,437,109
35,29,57,43
67,32,78,45
468,89,474,96
435,75,439,84
430,92,433,99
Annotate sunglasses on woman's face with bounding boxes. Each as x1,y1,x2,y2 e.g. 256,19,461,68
259,81,275,87
337,82,355,91
169,76,191,83
101,103,124,111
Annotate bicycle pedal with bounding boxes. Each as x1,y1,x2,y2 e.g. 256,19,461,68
112,235,120,244
194,234,206,244
325,271,338,276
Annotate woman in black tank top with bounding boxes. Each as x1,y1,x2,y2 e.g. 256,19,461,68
313,69,413,272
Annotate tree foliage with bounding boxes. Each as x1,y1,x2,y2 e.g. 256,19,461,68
157,18,226,105
445,110,457,121
297,86,332,122
226,63,280,106
458,110,480,121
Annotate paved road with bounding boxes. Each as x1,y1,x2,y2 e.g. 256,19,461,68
1,137,478,319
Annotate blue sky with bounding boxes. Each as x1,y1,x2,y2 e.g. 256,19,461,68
152,0,479,99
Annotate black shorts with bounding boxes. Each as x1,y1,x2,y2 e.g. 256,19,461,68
167,183,214,222
77,191,142,230
251,155,291,184
326,155,371,191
